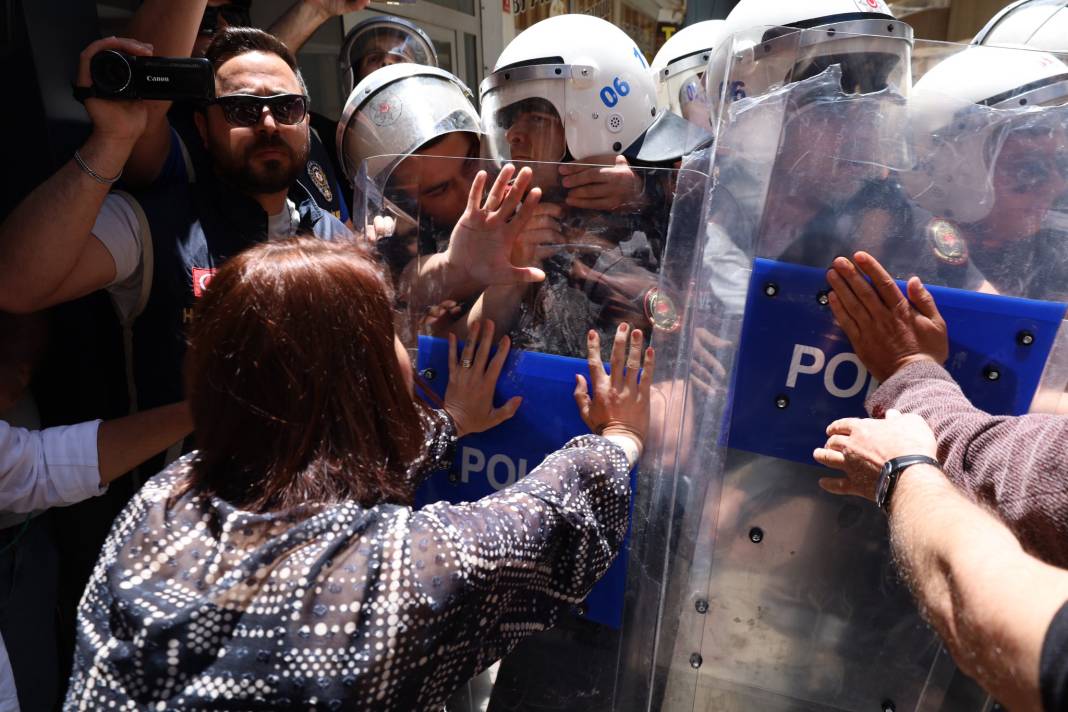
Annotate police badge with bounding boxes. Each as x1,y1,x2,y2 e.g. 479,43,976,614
307,161,334,202
371,98,402,127
926,218,968,266
643,287,681,333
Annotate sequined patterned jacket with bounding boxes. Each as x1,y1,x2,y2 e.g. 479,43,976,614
63,411,631,711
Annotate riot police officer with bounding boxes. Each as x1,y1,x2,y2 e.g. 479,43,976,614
650,19,727,130
706,0,987,291
336,63,482,279
904,44,1068,300
477,14,690,358
973,0,1068,52
338,15,437,95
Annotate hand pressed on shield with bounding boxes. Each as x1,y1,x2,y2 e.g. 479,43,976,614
513,202,567,267
813,409,938,502
444,320,521,438
826,251,949,383
445,164,546,288
362,215,396,246
688,327,730,398
422,300,463,337
573,323,655,452
559,156,645,211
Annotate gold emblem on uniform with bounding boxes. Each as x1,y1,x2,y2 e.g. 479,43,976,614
643,287,681,333
307,161,334,202
926,218,968,266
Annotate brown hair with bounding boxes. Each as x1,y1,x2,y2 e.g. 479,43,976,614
183,238,425,512
203,27,308,95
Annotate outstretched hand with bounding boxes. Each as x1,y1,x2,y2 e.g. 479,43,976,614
574,323,654,449
445,164,546,288
444,320,521,437
813,409,938,501
826,251,949,383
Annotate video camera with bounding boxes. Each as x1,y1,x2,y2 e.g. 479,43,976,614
85,50,215,102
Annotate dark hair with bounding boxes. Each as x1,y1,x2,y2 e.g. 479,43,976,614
203,26,308,95
183,238,426,512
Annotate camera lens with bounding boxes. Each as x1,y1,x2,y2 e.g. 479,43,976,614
90,50,133,96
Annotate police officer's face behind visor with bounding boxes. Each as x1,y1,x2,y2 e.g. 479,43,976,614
501,99,566,163
356,31,418,82
193,1,251,58
983,124,1068,246
197,51,311,197
498,99,566,190
389,132,481,226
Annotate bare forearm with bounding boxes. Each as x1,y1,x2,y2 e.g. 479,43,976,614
466,284,528,335
0,131,129,312
870,360,1068,565
125,0,205,58
399,253,483,315
121,0,207,185
268,1,331,54
890,466,1068,710
97,402,193,484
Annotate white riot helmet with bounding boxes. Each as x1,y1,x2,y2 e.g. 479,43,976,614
905,44,1068,223
705,0,913,123
973,0,1068,53
339,16,437,97
650,20,728,127
479,14,659,163
336,63,480,187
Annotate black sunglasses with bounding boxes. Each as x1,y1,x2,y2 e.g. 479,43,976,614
211,93,309,127
199,4,253,36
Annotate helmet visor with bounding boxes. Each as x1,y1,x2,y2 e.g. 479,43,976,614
349,26,435,83
482,87,569,164
338,74,480,185
791,52,906,96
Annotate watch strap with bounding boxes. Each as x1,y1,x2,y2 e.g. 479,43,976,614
878,454,941,512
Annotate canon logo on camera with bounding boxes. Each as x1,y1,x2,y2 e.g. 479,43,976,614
147,75,171,83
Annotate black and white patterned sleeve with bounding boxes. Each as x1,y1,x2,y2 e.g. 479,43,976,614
406,408,457,486
405,434,631,671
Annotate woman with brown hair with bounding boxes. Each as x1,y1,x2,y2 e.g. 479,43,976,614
63,233,653,707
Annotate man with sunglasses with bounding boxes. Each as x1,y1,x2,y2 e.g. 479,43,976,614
121,0,361,223
0,29,349,424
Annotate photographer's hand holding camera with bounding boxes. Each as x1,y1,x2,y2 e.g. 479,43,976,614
0,36,153,314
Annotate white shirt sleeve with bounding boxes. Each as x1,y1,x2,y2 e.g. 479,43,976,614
0,631,18,712
0,420,105,513
92,194,144,322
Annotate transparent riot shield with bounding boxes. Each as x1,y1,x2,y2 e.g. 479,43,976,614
615,30,1068,712
356,151,704,710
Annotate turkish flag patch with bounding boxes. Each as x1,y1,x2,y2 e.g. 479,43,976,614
192,267,217,298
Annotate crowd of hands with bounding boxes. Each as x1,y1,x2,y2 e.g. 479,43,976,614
77,25,949,495
446,157,950,501
431,147,953,491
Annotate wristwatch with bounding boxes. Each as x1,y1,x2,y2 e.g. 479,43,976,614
875,455,941,512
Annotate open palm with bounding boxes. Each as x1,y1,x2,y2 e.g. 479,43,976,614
445,164,547,288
